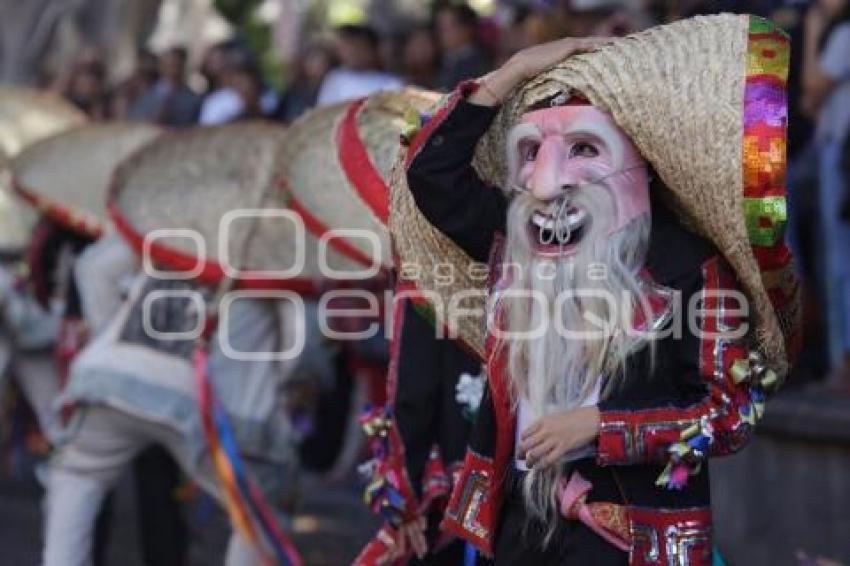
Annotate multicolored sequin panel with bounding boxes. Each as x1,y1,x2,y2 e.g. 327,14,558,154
743,16,801,359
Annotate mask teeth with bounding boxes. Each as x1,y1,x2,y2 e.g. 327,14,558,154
539,218,555,245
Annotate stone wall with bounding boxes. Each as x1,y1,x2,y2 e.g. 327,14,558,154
712,387,850,565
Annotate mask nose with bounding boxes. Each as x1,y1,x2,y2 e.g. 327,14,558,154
527,137,581,203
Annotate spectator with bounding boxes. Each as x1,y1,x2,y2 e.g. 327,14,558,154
199,41,233,96
433,3,490,91
199,47,277,125
128,47,201,127
111,50,159,120
401,25,441,89
198,42,242,125
63,59,110,120
801,0,850,382
316,24,404,107
274,43,336,124
229,64,266,121
498,6,566,64
563,0,649,37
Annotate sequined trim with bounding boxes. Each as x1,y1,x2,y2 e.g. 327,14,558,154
628,507,712,566
442,449,496,553
597,257,761,484
445,462,492,540
743,16,800,362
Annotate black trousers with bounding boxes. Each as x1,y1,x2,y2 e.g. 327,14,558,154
92,446,187,566
493,462,628,566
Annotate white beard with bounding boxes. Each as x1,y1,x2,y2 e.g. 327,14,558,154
492,184,651,532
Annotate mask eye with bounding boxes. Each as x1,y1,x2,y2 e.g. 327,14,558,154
570,142,599,158
519,140,540,162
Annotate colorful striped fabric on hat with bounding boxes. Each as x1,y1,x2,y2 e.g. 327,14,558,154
742,16,801,366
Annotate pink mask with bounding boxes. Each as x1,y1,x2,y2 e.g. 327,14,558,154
508,105,650,254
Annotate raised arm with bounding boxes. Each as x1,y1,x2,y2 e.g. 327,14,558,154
406,38,605,263
405,86,507,263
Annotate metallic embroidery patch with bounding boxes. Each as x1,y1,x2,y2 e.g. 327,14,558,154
631,522,661,563
457,471,491,540
664,522,712,566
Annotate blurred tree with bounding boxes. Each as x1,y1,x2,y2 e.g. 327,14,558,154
213,0,283,89
214,0,263,23
0,0,161,85
0,0,81,84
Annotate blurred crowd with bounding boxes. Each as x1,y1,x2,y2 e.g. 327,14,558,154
39,2,775,123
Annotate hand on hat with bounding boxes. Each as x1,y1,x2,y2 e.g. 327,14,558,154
471,37,608,107
510,37,608,80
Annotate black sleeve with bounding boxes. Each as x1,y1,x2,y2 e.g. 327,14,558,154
406,97,508,263
393,300,442,496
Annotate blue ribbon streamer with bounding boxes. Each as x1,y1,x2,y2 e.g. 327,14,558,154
213,397,292,566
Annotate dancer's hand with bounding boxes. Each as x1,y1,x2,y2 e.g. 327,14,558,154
383,516,428,563
519,406,601,468
509,37,608,80
470,37,608,107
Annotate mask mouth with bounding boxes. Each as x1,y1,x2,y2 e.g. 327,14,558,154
529,201,589,255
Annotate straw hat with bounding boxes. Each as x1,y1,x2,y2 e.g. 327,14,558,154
0,149,38,254
279,89,441,271
0,87,86,253
0,86,87,157
0,172,38,255
391,14,800,375
109,121,364,292
12,123,162,237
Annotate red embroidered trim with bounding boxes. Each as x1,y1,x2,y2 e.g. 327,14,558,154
597,256,754,466
420,445,451,513
440,331,516,555
486,334,516,483
628,506,712,566
386,284,411,410
352,525,399,566
441,450,496,556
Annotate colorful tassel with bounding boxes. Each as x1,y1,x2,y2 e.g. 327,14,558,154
656,418,713,490
400,109,433,145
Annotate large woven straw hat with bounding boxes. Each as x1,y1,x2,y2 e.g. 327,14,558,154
0,87,86,252
109,121,363,292
392,14,800,374
12,123,162,237
0,184,34,254
0,86,87,157
280,89,440,271
0,149,38,254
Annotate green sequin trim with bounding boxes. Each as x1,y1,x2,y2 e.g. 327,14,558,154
743,196,787,247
